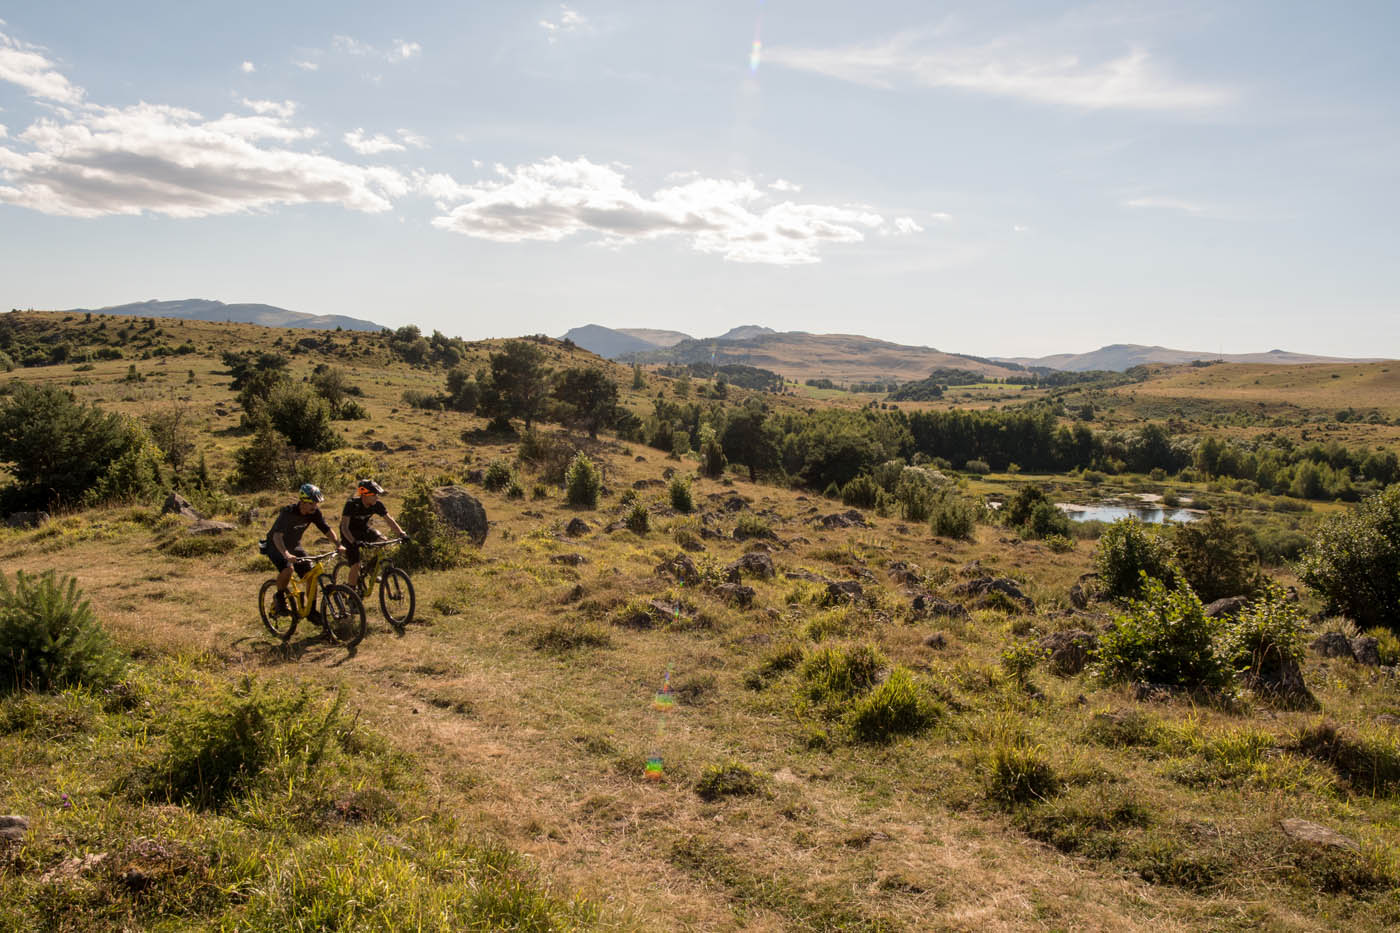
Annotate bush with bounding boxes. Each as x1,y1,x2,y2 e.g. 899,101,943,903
1094,578,1229,690
482,460,514,492
564,452,601,508
0,571,122,694
148,676,346,809
669,475,694,513
733,513,773,540
1005,485,1052,529
841,475,880,509
1218,584,1307,684
694,760,766,801
265,382,340,451
929,491,977,540
1027,501,1072,539
964,459,991,475
846,667,939,743
1172,516,1261,603
231,422,297,492
1365,627,1400,666
518,429,578,485
1299,485,1400,633
1094,518,1179,600
624,501,650,534
402,388,443,410
984,738,1060,807
397,480,466,571
799,642,885,707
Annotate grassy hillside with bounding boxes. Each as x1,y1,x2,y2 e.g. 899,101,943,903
2,313,1400,930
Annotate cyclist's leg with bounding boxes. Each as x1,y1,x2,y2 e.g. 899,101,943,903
266,545,294,611
344,539,363,588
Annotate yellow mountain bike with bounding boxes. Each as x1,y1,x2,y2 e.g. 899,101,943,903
258,550,367,647
330,537,415,634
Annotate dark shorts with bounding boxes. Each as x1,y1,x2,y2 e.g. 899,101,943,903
262,540,310,575
343,529,386,565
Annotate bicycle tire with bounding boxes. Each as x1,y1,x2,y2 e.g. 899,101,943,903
258,579,296,641
330,554,371,598
378,567,416,633
321,583,367,647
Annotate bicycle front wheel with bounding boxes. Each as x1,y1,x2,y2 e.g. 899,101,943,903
378,567,416,633
321,584,367,647
258,579,296,641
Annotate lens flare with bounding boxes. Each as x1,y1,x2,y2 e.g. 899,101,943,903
749,38,762,73
646,665,675,781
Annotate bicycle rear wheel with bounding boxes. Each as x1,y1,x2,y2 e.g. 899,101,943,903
378,567,416,633
321,583,367,647
258,579,296,641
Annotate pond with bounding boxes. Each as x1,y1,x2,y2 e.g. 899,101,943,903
1057,504,1202,524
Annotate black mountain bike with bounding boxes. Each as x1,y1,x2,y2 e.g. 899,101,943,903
331,537,416,633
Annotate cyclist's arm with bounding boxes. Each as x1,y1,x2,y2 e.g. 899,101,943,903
313,511,341,549
385,514,406,538
271,531,291,560
339,513,356,544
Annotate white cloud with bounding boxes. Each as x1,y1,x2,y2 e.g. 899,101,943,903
345,128,406,154
390,40,421,61
1012,224,1030,233
0,99,409,218
769,178,801,193
294,60,319,71
0,29,84,104
893,216,924,234
540,5,589,43
0,124,6,138
397,129,428,149
240,60,255,73
930,211,953,222
1123,195,1213,216
332,35,421,62
765,32,1230,112
242,98,296,119
425,156,896,265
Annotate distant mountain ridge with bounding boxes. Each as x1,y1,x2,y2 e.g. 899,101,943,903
64,299,384,332
996,343,1384,372
562,323,774,358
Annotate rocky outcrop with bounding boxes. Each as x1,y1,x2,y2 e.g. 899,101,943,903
816,510,869,530
161,492,204,521
656,553,700,585
725,551,775,582
429,486,489,545
1204,596,1249,619
1039,630,1098,676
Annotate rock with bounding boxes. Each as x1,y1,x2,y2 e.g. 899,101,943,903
1279,818,1359,853
634,455,646,462
549,553,588,566
1204,596,1250,619
1039,630,1098,676
1069,573,1105,609
213,406,229,416
1375,714,1400,727
633,478,664,489
887,561,923,587
726,551,775,582
564,518,591,537
1351,636,1382,666
656,553,700,585
368,440,391,452
239,507,261,525
162,491,204,521
952,576,1034,611
429,486,490,545
721,496,747,512
1132,682,1173,702
714,583,755,608
188,520,236,536
785,570,829,584
464,469,484,483
397,444,417,452
922,633,947,649
678,535,705,553
40,852,109,884
662,467,676,479
817,509,869,529
910,594,969,621
561,584,585,603
825,580,864,604
0,815,28,844
5,511,50,529
1311,632,1355,660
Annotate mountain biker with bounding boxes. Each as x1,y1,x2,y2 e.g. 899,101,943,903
261,483,343,614
341,479,406,590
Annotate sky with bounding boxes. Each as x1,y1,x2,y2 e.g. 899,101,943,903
0,1,1396,358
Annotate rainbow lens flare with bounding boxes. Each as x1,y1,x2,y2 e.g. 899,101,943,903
645,754,665,780
749,39,762,73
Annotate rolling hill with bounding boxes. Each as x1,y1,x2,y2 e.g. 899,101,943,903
997,343,1384,372
62,298,385,332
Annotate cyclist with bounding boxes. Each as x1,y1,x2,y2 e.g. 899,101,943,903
340,479,406,590
261,483,344,614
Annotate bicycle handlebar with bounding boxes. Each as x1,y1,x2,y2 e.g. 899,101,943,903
305,550,339,562
360,537,407,548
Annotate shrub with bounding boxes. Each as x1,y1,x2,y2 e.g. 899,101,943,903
265,382,340,451
402,388,443,410
482,460,513,492
1365,627,1400,666
1298,485,1400,633
1094,578,1229,690
733,513,772,540
799,642,885,707
518,429,577,485
0,571,122,694
1094,518,1178,600
397,480,466,571
1044,534,1074,553
984,739,1060,807
506,479,525,499
85,437,165,506
1000,640,1046,685
694,760,766,801
744,641,804,689
232,421,296,491
841,475,880,509
623,501,650,534
1005,485,1051,529
1027,501,1072,539
929,491,977,540
699,429,726,478
1172,515,1261,603
964,459,991,475
1217,584,1307,684
148,676,346,809
564,452,601,508
846,668,939,743
669,475,694,513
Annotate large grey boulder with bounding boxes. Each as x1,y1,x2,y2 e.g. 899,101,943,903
0,815,28,843
726,551,775,582
1279,818,1358,853
162,491,204,521
429,486,489,545
188,520,236,536
1204,596,1250,619
1311,632,1356,660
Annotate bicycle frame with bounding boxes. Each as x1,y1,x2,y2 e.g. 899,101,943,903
285,552,335,619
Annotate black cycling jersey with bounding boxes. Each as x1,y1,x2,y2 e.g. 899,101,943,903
264,504,331,552
342,497,388,539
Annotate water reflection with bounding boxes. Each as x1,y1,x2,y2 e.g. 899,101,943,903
1058,504,1201,524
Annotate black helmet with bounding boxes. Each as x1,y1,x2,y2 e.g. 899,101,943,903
357,479,385,496
298,483,324,503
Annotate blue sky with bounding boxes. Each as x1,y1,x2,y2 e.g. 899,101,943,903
0,1,1396,357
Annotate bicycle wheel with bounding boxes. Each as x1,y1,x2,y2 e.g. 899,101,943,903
258,579,296,641
330,555,371,598
378,567,416,633
321,583,367,647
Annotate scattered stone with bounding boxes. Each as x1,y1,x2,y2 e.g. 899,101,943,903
922,632,947,649
910,593,969,621
721,496,747,512
239,507,261,525
678,535,706,553
1351,636,1382,667
0,815,28,844
188,519,237,536
714,583,755,608
887,561,923,587
1279,818,1359,853
958,560,984,578
397,444,417,452
564,518,591,537
635,455,646,462
161,491,204,521
561,584,585,603
816,509,869,529
825,580,864,604
785,570,829,584
662,467,676,479
1039,630,1098,676
952,576,1034,611
1069,573,1105,609
725,551,775,582
550,553,588,566
213,406,229,417
1311,632,1356,660
464,469,484,483
5,510,51,529
1204,596,1250,619
40,852,109,884
633,478,664,489
656,553,700,585
429,486,489,545
1132,682,1173,702
368,440,391,452
1375,713,1400,727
